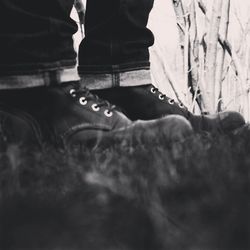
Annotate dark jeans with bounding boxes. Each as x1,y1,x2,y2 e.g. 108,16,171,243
0,0,77,76
0,0,154,78
78,0,154,74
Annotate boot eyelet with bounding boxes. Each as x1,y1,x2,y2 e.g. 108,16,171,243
70,89,76,97
179,103,184,108
79,97,87,106
168,99,175,105
151,88,156,94
104,110,113,117
92,104,100,112
159,94,164,100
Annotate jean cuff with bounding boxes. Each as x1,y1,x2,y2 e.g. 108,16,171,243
79,69,151,90
0,67,80,90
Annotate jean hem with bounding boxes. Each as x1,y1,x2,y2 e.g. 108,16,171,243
80,69,152,90
0,67,80,89
78,61,150,74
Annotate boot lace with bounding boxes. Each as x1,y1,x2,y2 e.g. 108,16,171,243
150,86,186,109
69,85,116,117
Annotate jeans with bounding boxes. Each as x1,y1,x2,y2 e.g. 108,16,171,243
0,0,154,89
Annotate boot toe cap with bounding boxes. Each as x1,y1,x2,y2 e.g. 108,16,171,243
219,111,246,132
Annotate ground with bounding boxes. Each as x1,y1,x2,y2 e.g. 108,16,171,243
0,124,249,250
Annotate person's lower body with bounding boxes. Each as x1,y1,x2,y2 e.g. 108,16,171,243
0,0,244,149
78,0,245,133
0,0,194,149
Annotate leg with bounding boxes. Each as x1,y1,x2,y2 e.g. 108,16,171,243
0,0,131,148
78,0,154,88
0,0,192,149
0,0,78,79
78,0,154,72
78,0,245,133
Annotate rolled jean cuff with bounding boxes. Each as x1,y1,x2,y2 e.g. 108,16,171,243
0,67,80,90
79,69,152,90
78,61,150,74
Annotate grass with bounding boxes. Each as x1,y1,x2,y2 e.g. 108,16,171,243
0,125,249,250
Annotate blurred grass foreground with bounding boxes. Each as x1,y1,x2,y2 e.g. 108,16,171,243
0,125,249,250
0,1,249,249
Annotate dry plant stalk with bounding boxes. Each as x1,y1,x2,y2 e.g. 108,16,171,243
172,0,186,59
171,0,249,119
172,0,210,112
74,0,85,37
197,0,239,76
152,44,184,104
205,0,223,112
245,43,250,120
172,0,191,105
215,0,230,111
188,0,205,112
184,16,192,106
196,0,248,114
172,0,195,109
